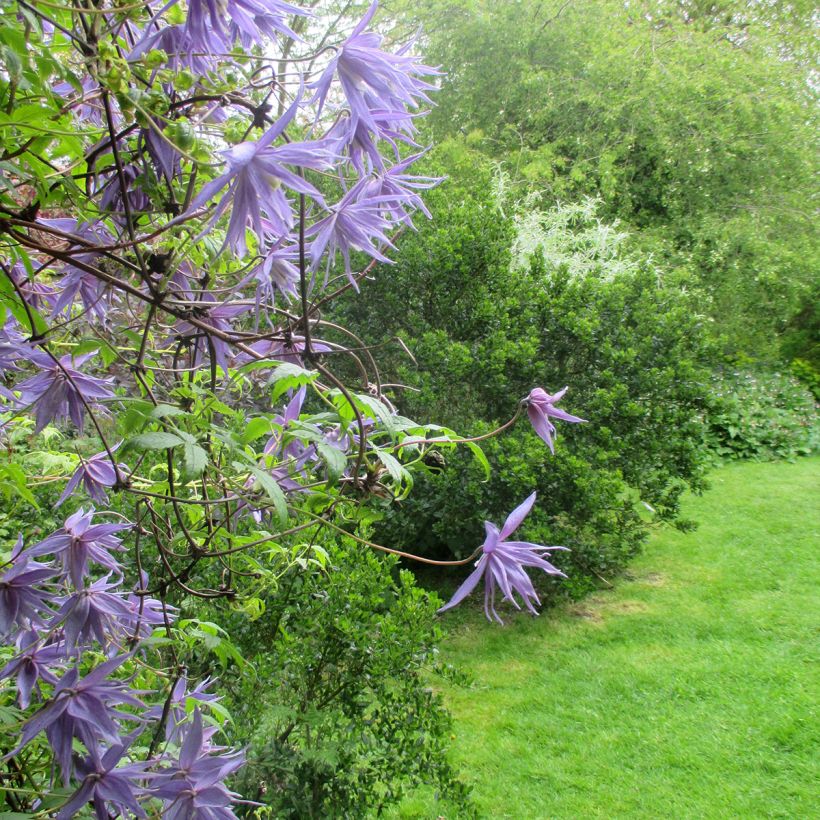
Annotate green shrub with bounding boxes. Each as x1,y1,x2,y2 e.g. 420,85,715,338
790,359,820,401
703,368,819,460
227,543,470,819
338,149,712,588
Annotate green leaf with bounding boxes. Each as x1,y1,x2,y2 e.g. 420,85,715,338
242,416,272,443
240,463,288,526
315,441,347,484
183,443,208,477
354,393,397,437
126,432,184,450
465,441,491,481
376,449,406,486
270,363,317,401
151,403,188,419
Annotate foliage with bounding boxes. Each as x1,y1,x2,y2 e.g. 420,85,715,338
338,147,711,592
396,457,820,819
0,1,597,814
229,542,470,819
386,0,819,357
703,367,819,461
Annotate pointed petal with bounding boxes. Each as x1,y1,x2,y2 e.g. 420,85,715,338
437,557,487,613
499,492,537,540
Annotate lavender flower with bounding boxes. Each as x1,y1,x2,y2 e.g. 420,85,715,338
41,219,115,323
242,239,300,305
57,735,149,820
147,676,220,743
57,445,126,506
525,386,587,453
53,76,105,126
54,574,138,650
29,507,128,588
98,163,151,214
184,95,335,255
308,179,396,286
14,654,144,783
438,493,568,624
126,590,173,641
0,315,27,374
185,0,306,51
328,108,420,174
0,540,56,635
362,152,443,227
236,334,331,368
312,1,438,134
0,630,63,709
6,260,56,311
153,709,245,820
130,23,217,76
16,349,115,434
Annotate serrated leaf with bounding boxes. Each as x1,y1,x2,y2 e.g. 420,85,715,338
354,394,397,437
151,404,188,419
376,449,405,485
242,416,272,443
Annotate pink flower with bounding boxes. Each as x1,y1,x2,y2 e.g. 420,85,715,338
525,386,587,453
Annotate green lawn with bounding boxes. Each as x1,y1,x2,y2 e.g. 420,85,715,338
399,458,819,819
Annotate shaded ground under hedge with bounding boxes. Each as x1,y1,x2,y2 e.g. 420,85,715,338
398,457,819,819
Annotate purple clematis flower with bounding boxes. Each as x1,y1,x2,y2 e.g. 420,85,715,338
362,151,443,227
13,654,144,783
0,630,64,709
0,539,57,635
146,676,221,744
236,334,332,369
6,260,57,311
98,163,151,214
130,23,218,76
57,444,126,506
312,1,438,136
438,493,568,624
308,178,396,286
0,315,28,374
525,386,587,454
53,76,105,126
40,219,115,323
184,0,306,51
242,239,300,306
54,574,137,651
57,734,150,820
16,349,115,434
183,94,335,255
327,108,422,174
29,507,128,588
153,709,245,820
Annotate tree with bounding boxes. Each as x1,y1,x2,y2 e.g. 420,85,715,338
388,0,819,355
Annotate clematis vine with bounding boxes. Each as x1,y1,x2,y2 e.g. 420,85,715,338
0,0,593,813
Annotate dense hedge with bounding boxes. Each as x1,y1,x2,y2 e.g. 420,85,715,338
336,142,713,598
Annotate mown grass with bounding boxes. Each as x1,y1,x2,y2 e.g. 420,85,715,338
397,458,819,819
